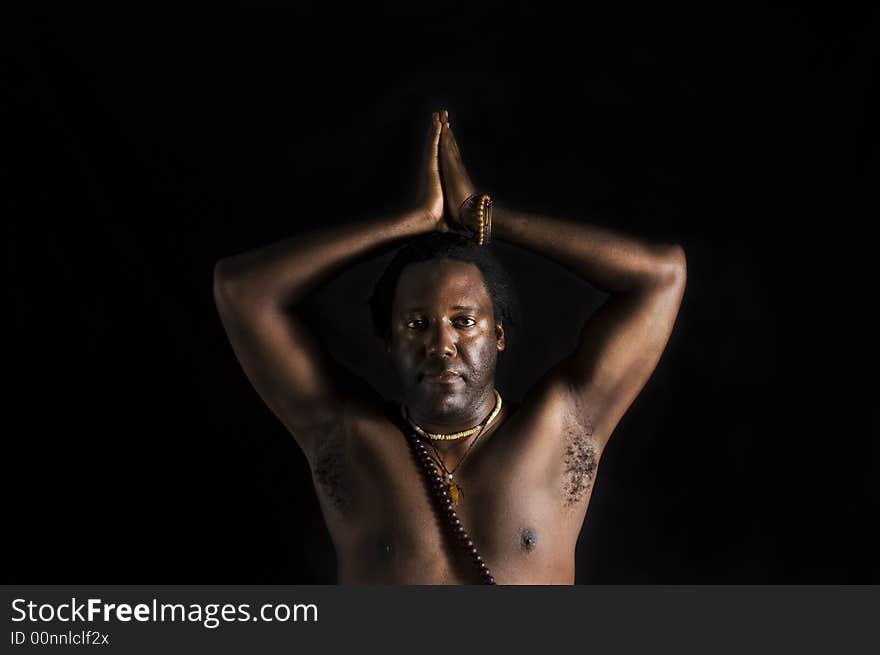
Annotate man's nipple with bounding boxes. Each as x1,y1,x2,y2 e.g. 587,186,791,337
520,528,538,552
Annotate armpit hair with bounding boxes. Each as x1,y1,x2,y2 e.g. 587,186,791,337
562,408,599,508
311,420,352,514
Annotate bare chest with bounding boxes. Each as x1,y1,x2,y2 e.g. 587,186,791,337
314,414,597,584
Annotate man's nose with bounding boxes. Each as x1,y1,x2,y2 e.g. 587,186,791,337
425,321,457,358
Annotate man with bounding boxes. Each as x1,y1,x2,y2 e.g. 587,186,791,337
213,110,686,584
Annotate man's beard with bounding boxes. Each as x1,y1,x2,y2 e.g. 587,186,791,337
404,376,491,427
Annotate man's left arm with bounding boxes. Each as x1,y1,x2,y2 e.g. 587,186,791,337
494,207,687,448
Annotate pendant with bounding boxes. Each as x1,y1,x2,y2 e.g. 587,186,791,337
449,482,461,505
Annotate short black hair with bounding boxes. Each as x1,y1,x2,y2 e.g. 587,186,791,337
369,232,519,346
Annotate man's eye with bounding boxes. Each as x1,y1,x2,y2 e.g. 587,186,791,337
454,317,476,328
406,319,426,329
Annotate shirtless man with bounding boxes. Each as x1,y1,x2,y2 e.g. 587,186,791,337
213,110,686,584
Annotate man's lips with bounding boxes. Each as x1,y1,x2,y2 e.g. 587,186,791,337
419,370,462,383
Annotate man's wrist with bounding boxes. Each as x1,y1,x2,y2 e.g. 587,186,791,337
398,208,438,236
457,194,492,245
458,194,478,225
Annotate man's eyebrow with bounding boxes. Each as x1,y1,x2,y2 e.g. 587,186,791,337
403,305,481,313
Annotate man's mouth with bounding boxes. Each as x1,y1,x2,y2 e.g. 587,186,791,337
420,369,462,383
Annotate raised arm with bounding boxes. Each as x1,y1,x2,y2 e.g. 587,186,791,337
213,113,445,464
492,207,685,443
438,111,686,449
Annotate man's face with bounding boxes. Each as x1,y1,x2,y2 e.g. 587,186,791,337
389,259,505,424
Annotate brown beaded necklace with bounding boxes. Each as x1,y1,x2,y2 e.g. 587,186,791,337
403,390,502,506
401,397,500,585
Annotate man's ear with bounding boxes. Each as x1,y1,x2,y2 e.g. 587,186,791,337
495,323,506,352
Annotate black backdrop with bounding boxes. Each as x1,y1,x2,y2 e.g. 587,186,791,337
7,5,876,583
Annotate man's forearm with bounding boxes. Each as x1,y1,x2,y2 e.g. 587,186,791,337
493,206,685,294
215,210,431,307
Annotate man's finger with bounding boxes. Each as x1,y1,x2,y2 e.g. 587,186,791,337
440,110,452,144
424,112,441,171
431,111,441,147
440,112,461,161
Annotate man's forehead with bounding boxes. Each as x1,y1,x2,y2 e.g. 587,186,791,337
393,259,491,307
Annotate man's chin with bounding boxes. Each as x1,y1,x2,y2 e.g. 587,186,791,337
407,385,468,421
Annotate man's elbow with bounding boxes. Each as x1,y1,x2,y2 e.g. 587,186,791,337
213,259,233,299
213,258,250,312
214,258,279,317
657,243,687,290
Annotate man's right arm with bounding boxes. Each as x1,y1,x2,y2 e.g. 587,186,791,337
213,210,433,464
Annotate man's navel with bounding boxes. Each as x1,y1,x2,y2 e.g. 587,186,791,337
376,535,396,562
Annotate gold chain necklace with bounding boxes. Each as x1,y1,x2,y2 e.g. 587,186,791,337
402,390,503,504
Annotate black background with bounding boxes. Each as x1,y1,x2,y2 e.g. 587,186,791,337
6,5,876,583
